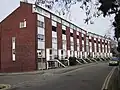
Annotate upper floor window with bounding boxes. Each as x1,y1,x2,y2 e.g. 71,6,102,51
38,34,45,41
19,19,26,28
37,21,44,28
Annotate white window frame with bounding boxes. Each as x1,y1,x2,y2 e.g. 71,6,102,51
12,37,16,61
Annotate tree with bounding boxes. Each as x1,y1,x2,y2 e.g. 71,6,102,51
34,0,120,39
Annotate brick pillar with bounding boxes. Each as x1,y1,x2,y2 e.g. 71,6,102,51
107,41,109,53
96,38,99,52
57,23,62,49
88,36,90,54
66,27,70,50
79,32,82,51
73,30,77,51
45,17,52,49
100,39,102,53
92,37,94,52
84,33,87,52
104,40,106,53
109,41,111,53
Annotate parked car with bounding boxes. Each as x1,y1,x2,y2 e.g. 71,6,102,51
109,57,119,66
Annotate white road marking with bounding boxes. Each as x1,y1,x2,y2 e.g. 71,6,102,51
101,67,116,90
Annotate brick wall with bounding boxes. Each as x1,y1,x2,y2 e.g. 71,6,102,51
0,2,37,72
66,27,70,50
57,23,62,49
73,30,77,51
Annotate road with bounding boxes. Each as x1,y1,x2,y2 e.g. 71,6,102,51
0,63,115,90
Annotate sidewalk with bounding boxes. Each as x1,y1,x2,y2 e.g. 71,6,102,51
0,62,105,89
0,62,99,76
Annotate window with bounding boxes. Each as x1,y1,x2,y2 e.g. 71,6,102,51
50,49,52,54
19,19,26,28
52,20,57,27
52,15,57,21
61,50,63,55
71,42,74,46
37,14,44,22
37,27,44,35
57,17,61,23
12,37,16,61
70,33,73,37
38,41,45,49
37,21,44,28
62,25,66,30
52,26,56,32
86,46,89,52
38,34,45,41
62,30,66,35
19,22,24,28
86,38,89,45
52,37,57,43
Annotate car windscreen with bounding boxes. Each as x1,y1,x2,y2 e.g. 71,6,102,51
112,57,119,61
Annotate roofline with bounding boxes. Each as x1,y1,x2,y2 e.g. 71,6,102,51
0,1,33,24
0,6,20,24
0,1,108,39
33,3,106,37
33,3,87,31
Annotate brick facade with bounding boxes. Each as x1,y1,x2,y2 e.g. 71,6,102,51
0,2,37,72
0,2,112,72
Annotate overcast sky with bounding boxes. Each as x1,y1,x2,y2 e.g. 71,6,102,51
0,0,115,37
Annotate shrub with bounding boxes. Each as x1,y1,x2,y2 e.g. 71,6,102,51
69,57,77,66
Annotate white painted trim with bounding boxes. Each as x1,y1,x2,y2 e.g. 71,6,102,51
77,31,79,35
70,28,73,33
93,52,95,58
85,52,87,58
89,36,91,39
82,33,84,37
67,50,70,58
75,51,77,58
77,51,80,58
37,14,44,22
70,37,74,42
52,20,57,27
37,27,44,35
62,34,66,40
12,54,15,61
62,25,66,30
77,39,79,44
94,38,96,40
80,52,82,58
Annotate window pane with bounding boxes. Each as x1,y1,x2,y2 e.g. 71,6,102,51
38,34,45,41
38,21,44,28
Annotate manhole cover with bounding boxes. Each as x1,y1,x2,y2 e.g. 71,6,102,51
0,84,11,90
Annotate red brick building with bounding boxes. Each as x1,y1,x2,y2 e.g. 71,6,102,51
0,1,112,72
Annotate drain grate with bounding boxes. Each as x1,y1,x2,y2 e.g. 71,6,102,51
0,84,11,90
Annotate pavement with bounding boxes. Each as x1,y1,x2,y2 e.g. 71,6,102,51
0,62,116,90
0,62,99,76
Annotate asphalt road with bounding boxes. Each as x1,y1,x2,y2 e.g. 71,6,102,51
5,62,114,90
